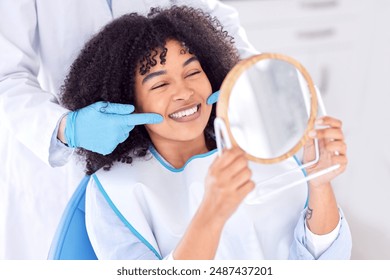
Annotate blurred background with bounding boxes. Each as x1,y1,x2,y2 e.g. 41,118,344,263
223,0,390,259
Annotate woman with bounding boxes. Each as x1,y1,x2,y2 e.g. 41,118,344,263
60,6,351,260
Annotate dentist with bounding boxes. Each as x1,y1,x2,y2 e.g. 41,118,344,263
0,0,256,259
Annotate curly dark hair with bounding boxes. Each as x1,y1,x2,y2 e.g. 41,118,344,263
60,6,240,174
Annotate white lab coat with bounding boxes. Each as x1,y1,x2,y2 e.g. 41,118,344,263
0,0,257,259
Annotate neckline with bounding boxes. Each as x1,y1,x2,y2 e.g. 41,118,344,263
148,146,217,173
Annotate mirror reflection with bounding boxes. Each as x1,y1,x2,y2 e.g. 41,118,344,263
218,54,317,163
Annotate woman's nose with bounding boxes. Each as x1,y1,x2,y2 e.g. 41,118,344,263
172,87,194,101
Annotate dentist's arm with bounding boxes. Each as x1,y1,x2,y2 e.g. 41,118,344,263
57,102,163,155
0,0,69,165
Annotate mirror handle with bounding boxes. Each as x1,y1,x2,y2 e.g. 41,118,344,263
315,85,327,116
214,117,232,156
246,163,341,205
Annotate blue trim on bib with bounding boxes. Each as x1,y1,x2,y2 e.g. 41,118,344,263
92,174,163,260
293,155,309,209
149,146,217,173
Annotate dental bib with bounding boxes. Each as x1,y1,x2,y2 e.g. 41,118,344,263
92,148,307,259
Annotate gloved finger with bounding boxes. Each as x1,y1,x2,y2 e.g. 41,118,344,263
97,102,135,115
206,90,220,105
126,113,164,126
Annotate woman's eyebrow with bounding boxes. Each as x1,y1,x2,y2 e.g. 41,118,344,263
142,57,198,84
183,56,199,67
142,70,167,84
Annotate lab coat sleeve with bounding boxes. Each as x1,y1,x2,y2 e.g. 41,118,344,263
49,114,75,167
175,0,259,58
289,207,352,260
0,1,69,166
85,178,160,260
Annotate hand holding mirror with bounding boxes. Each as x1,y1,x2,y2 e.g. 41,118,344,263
214,53,340,204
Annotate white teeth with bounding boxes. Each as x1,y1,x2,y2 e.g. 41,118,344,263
170,105,198,119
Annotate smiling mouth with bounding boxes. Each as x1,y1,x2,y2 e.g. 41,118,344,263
169,104,200,119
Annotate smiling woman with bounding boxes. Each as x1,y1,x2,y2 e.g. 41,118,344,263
59,5,351,260
134,40,214,168
60,6,239,174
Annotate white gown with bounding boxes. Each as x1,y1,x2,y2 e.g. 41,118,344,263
0,0,257,259
86,148,311,259
86,148,353,260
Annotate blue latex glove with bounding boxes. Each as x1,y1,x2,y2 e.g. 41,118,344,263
206,90,220,105
65,101,163,155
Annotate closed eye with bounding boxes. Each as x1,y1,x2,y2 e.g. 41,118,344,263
185,70,201,78
151,82,169,90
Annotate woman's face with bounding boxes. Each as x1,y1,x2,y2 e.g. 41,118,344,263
134,39,213,145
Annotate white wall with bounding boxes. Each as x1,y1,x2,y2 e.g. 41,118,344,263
225,0,390,259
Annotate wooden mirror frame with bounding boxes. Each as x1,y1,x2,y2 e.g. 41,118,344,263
216,53,318,164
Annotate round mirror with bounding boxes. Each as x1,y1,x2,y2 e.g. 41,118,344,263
217,53,318,164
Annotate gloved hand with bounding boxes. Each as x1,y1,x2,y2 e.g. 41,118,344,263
206,90,220,105
64,101,163,155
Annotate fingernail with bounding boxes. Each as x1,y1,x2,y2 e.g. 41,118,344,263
308,130,316,138
315,119,323,125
